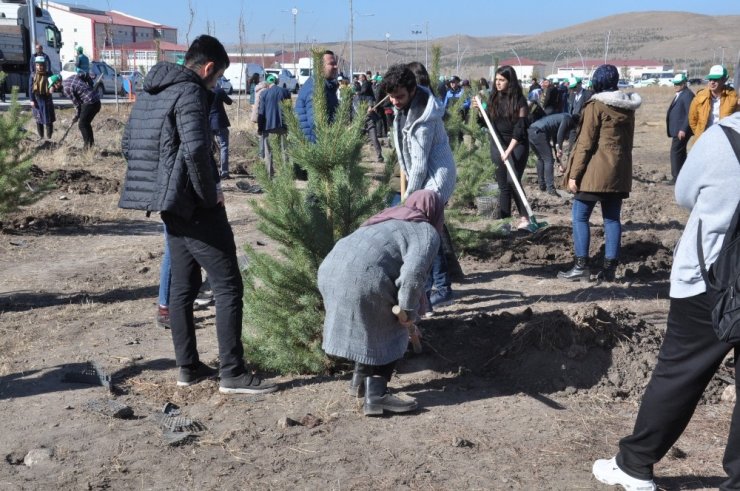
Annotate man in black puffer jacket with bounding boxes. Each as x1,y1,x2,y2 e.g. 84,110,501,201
119,35,277,395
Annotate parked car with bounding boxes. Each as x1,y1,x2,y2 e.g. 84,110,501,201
217,76,233,94
617,79,633,89
120,70,144,93
60,60,124,96
264,68,299,93
688,78,704,86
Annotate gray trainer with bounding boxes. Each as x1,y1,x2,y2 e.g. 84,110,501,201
219,372,278,394
177,361,218,387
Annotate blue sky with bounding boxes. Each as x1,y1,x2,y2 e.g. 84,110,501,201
67,0,738,46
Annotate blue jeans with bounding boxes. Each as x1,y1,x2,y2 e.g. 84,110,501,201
214,128,230,176
158,223,171,307
572,197,622,259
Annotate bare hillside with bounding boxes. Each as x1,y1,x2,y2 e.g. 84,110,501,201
312,11,739,77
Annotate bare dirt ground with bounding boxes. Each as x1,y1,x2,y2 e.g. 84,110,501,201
0,88,735,490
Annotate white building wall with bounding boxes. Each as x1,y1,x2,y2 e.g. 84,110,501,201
48,8,93,63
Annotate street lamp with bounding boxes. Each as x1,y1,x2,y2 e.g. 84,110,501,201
719,46,725,65
280,7,300,69
510,47,521,81
385,32,390,70
411,25,422,60
552,50,564,78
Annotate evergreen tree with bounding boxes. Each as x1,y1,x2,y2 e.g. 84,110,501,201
0,89,50,218
242,51,390,374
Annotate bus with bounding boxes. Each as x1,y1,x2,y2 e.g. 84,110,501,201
636,71,675,87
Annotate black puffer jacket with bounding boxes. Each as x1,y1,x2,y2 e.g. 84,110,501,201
118,62,218,219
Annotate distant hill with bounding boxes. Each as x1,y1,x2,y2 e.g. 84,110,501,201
310,11,739,78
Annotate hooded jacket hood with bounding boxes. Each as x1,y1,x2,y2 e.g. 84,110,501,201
589,90,642,111
404,86,446,130
143,61,206,95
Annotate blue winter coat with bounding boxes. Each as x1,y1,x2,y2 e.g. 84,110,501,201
209,86,232,130
294,76,339,143
259,85,291,132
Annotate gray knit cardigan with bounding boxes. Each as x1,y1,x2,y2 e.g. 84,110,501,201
319,219,439,365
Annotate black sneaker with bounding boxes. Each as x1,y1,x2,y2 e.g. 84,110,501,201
219,372,278,394
177,361,218,387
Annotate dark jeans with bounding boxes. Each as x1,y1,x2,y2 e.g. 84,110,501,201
79,100,101,148
426,229,453,295
161,206,246,378
36,123,53,139
572,197,622,259
669,135,690,180
617,293,740,490
214,127,230,176
529,128,555,191
491,139,529,219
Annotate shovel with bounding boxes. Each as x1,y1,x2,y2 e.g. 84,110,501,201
473,95,547,232
392,305,422,353
57,117,77,145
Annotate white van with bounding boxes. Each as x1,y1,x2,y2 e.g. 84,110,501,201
296,57,313,87
636,71,674,87
223,62,264,92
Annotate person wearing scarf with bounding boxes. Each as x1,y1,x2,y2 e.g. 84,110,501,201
30,56,55,139
318,190,443,416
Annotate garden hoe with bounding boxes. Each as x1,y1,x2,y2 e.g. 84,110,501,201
57,118,76,146
474,95,547,232
392,305,422,353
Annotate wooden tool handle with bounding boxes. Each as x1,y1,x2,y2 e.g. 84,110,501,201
392,305,422,353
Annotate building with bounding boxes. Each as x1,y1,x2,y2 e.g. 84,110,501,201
552,59,671,82
492,57,548,83
46,1,186,71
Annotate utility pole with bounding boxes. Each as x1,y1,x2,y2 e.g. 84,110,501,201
425,20,429,67
350,0,354,77
456,34,460,73
604,30,611,63
411,25,422,60
385,32,390,70
261,33,266,69
292,7,298,68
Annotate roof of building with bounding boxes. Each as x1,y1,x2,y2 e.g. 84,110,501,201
48,2,175,30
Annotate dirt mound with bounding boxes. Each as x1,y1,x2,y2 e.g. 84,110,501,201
1,212,98,233
424,303,733,403
30,165,120,194
95,117,126,132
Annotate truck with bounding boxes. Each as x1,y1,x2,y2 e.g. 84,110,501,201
296,57,312,87
0,0,62,95
264,67,298,93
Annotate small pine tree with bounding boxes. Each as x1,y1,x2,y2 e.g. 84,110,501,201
242,50,390,374
0,89,50,219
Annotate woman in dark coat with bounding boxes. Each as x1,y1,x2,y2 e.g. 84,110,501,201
30,56,55,139
319,190,443,416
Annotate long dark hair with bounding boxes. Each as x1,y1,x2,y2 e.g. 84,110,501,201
406,61,434,96
487,65,524,123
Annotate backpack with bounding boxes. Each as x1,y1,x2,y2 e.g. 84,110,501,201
697,124,740,344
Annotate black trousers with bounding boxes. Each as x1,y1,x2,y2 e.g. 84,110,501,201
36,123,53,139
161,206,246,378
669,135,691,180
617,293,740,490
491,138,529,219
355,361,397,382
79,100,101,148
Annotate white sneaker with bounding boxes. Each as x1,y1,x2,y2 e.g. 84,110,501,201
592,457,656,491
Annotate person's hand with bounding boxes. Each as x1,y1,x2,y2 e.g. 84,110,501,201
678,130,686,141
500,150,509,163
31,101,36,108
71,115,79,124
216,191,225,206
568,178,579,194
556,148,563,159
398,317,413,329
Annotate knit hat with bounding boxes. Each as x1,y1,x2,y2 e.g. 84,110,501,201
707,65,727,80
34,55,46,64
671,73,687,85
266,74,277,84
590,64,619,93
48,74,62,87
